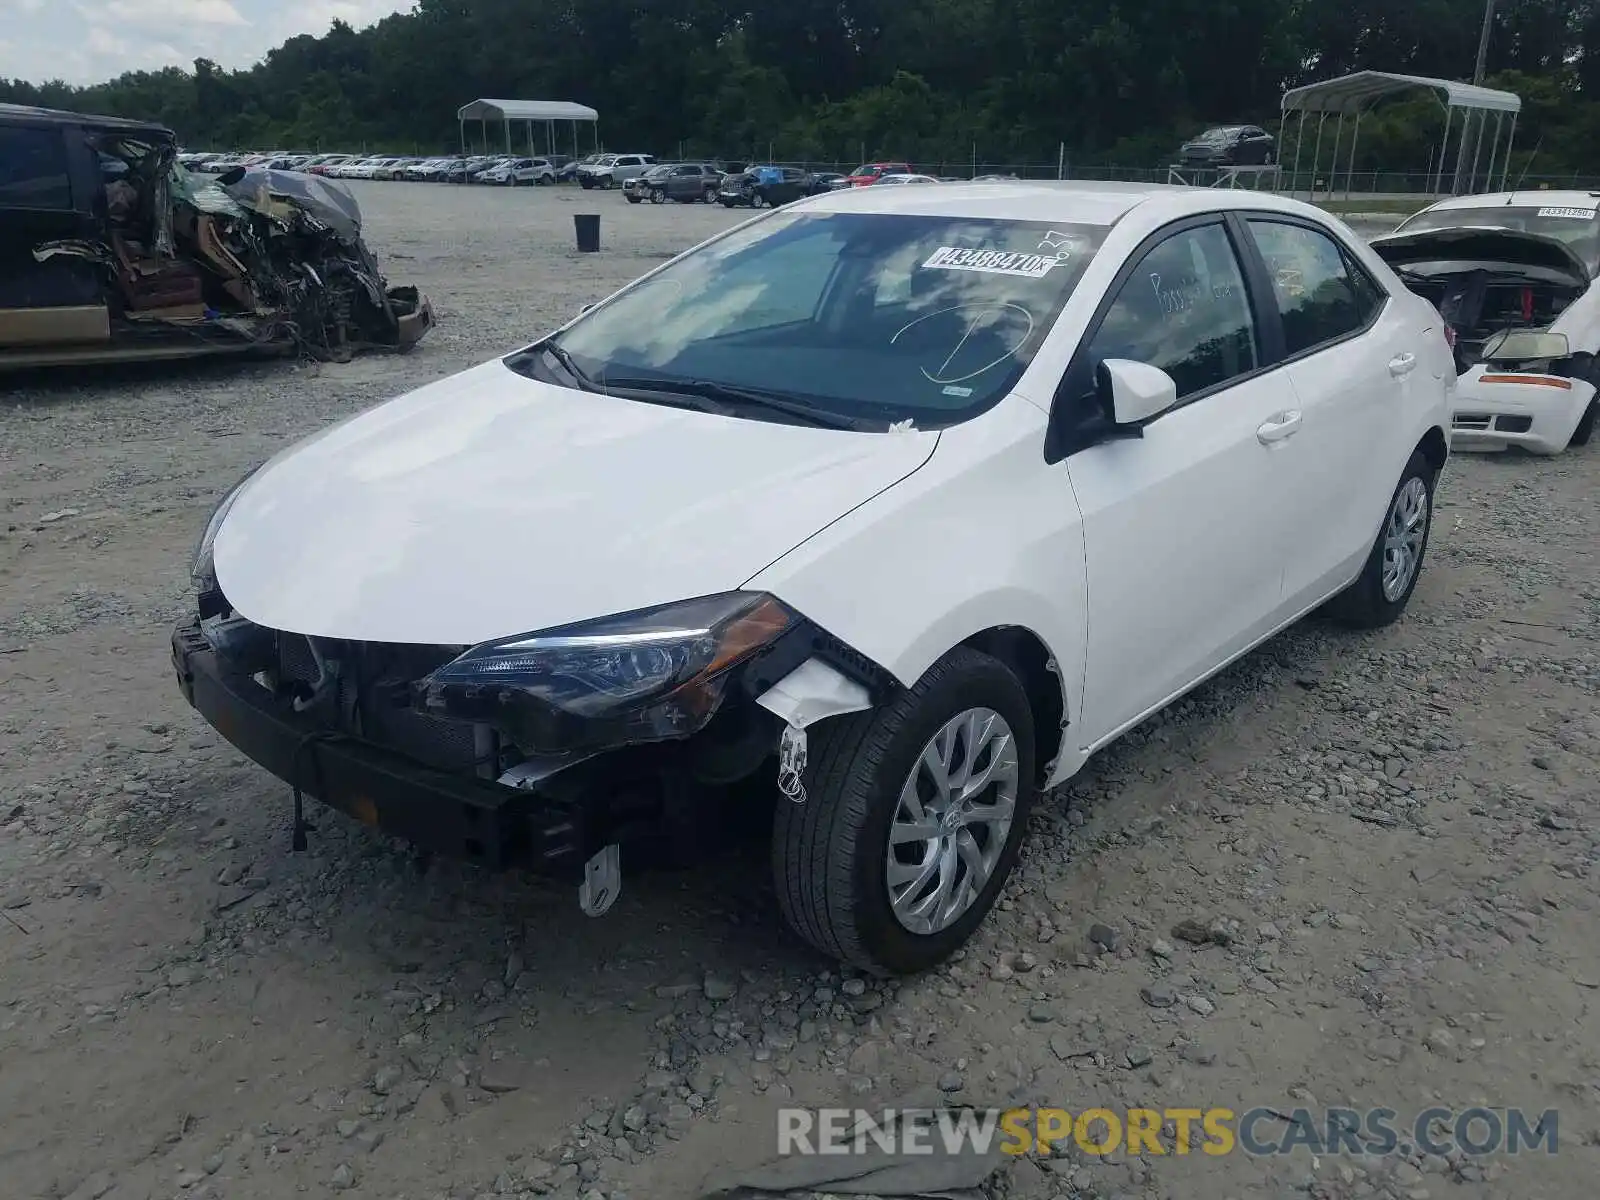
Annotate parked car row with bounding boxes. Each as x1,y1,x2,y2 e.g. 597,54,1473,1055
609,162,962,210
178,149,590,184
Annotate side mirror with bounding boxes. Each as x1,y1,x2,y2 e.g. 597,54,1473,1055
1097,359,1179,427
580,303,595,314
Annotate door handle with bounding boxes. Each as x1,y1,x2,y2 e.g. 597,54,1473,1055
1389,352,1418,377
1256,410,1303,444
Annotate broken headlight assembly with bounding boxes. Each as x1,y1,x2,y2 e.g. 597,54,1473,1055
190,465,261,601
413,592,797,755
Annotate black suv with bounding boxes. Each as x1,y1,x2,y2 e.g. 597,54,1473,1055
718,165,812,208
1176,125,1276,167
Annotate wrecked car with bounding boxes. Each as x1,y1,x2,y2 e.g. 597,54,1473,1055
1372,192,1600,454
173,184,1450,975
0,103,433,371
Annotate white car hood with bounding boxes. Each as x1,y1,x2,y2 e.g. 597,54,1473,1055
213,359,937,645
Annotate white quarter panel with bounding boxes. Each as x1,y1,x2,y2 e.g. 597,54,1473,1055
744,394,1089,782
213,361,937,645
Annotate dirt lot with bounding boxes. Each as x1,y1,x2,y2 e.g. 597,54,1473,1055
1,182,1596,1200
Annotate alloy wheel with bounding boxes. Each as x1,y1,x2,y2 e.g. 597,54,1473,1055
885,708,1019,935
1381,476,1429,601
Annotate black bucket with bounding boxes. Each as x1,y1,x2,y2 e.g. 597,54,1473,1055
574,213,601,253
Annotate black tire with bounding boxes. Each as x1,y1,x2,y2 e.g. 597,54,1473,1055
649,187,666,204
1569,399,1597,447
772,646,1037,976
626,195,642,204
703,186,718,203
719,198,735,208
601,175,614,190
1325,450,1436,629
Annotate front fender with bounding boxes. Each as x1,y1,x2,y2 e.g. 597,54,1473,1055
744,394,1090,782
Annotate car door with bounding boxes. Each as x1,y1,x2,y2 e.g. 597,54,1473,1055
667,165,696,199
1053,218,1301,746
1238,215,1415,610
0,120,108,349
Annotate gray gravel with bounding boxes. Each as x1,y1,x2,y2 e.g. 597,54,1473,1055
1,182,1596,1200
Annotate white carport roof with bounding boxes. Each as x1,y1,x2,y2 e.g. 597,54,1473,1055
1281,71,1521,115
456,99,598,123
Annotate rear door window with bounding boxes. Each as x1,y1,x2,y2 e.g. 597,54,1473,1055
1247,219,1384,355
0,125,72,210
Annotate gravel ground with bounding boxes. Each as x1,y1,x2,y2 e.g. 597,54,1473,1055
1,182,1596,1200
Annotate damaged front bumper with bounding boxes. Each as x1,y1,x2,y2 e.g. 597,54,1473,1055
172,619,597,872
1449,367,1596,454
172,607,893,880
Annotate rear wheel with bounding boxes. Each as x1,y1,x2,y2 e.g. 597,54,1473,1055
703,185,718,203
772,646,1036,976
1325,450,1435,629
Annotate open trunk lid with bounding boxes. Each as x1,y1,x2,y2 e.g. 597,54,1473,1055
1370,226,1592,290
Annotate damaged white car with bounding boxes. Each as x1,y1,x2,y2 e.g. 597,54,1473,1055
174,182,1451,974
1,103,433,371
1372,191,1600,454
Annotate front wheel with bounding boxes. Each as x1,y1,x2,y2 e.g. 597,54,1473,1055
649,186,666,204
625,195,642,204
772,646,1036,976
1325,450,1435,629
601,175,614,190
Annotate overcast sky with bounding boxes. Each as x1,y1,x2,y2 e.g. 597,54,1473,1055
0,0,413,86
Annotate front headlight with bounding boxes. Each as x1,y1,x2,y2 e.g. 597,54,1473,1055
190,465,260,589
414,592,797,754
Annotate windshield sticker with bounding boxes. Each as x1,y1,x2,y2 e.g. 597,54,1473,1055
1537,206,1595,219
922,246,1068,278
942,384,974,397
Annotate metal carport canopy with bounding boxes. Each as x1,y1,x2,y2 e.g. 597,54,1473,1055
1280,71,1522,199
455,99,599,123
456,99,600,159
1281,71,1520,115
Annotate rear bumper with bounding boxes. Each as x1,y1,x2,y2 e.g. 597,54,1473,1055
1449,372,1594,454
171,620,595,873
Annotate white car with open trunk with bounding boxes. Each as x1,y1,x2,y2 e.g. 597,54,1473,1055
174,181,1452,974
1372,190,1600,454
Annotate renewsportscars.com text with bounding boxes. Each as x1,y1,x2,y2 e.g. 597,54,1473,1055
777,1106,1559,1158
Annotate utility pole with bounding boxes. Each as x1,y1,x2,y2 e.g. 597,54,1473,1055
1473,0,1496,84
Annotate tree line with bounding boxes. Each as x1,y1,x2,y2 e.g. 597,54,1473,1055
3,0,1599,177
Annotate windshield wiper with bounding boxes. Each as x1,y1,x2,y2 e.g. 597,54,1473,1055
599,376,872,430
505,338,602,391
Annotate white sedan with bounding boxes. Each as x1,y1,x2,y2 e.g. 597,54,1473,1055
1372,190,1600,454
174,182,1452,975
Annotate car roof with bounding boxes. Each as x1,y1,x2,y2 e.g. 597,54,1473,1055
0,101,175,142
1418,189,1600,213
794,179,1337,227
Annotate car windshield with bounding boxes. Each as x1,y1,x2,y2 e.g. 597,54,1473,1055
1394,204,1600,269
535,211,1107,428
